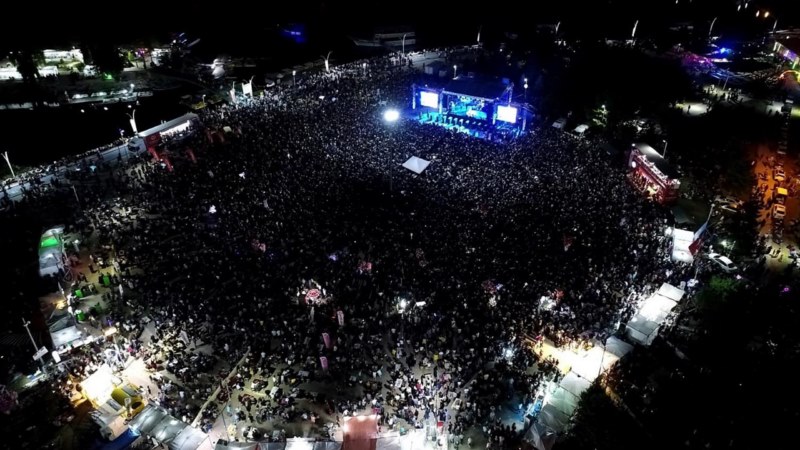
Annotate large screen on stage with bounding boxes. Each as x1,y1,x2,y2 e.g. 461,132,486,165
496,105,518,124
420,91,439,108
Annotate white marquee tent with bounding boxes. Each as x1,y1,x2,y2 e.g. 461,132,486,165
626,283,685,346
129,405,205,450
670,228,695,263
528,337,634,449
402,156,431,174
573,124,589,135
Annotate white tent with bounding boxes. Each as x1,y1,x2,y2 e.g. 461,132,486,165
552,118,567,129
170,426,206,450
526,336,634,446
573,124,589,135
626,283,684,345
670,228,695,263
402,156,431,174
526,421,557,450
51,326,82,348
129,405,204,450
571,337,634,381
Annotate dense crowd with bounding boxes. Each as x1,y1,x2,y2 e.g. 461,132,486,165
9,51,688,445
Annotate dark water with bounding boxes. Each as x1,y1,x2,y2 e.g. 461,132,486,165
0,92,189,167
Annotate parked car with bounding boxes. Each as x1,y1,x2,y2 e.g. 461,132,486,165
714,195,743,206
719,203,743,214
773,204,786,220
706,252,738,272
774,168,786,182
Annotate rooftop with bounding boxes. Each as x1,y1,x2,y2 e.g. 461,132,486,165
633,143,680,179
443,77,510,101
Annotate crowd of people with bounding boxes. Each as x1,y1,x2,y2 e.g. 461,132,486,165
8,50,687,446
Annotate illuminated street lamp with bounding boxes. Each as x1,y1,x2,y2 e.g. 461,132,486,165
662,139,668,158
1,151,15,178
127,109,138,134
453,65,458,78
709,17,718,38
292,70,296,86
383,109,400,191
383,109,400,123
322,51,332,72
402,33,408,56
524,78,528,100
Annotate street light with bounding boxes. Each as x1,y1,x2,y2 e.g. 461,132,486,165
322,51,332,72
362,62,367,76
22,319,38,353
709,17,718,38
127,109,138,134
2,151,15,178
292,70,296,86
453,65,458,78
402,33,408,57
383,109,400,192
524,78,528,100
383,109,400,123
662,139,668,158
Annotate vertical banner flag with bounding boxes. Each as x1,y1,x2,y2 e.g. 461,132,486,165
322,332,331,348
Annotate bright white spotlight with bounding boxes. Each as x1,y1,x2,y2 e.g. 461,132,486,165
383,109,400,122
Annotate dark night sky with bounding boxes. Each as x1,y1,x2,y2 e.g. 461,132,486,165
1,0,798,50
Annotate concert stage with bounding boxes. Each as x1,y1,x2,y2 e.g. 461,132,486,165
411,77,531,141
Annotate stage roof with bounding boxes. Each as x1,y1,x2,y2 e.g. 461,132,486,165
442,77,509,101
633,143,680,179
139,113,199,138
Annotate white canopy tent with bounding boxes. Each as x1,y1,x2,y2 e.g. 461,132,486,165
571,337,634,382
402,156,431,174
527,337,634,449
626,283,684,346
670,228,695,263
129,405,205,450
551,118,567,129
526,421,557,450
573,124,589,135
39,227,65,277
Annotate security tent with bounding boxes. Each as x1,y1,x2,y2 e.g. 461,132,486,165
402,157,431,174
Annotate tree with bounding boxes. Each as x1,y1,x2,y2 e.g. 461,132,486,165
560,383,652,450
694,275,738,314
8,50,40,83
88,44,123,79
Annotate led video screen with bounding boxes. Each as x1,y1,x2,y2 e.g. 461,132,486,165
420,91,439,108
496,105,518,124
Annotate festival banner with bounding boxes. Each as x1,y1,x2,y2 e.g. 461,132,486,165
322,332,331,348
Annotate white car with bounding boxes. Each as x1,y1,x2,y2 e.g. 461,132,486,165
714,195,742,206
719,203,743,214
774,168,786,182
773,204,786,220
706,252,738,272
